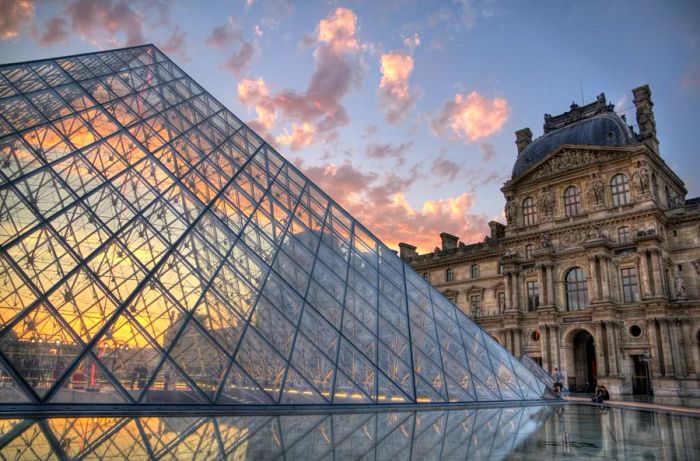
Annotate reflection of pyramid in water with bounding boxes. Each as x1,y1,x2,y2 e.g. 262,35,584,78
0,45,552,406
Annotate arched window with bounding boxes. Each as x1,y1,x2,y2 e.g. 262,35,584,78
522,197,536,225
564,186,582,216
610,174,631,206
565,267,588,311
525,244,533,259
618,226,630,243
446,268,454,282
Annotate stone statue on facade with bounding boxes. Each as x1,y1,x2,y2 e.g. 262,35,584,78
589,173,605,204
505,197,518,225
540,232,553,249
587,223,604,240
538,186,554,216
633,160,651,195
675,275,686,299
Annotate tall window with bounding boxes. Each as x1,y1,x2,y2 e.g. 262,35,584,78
522,197,536,225
471,264,479,278
618,226,630,243
498,263,504,275
525,244,533,259
527,281,539,311
565,267,588,310
564,186,582,216
611,174,631,206
446,268,454,282
621,267,640,303
470,295,481,317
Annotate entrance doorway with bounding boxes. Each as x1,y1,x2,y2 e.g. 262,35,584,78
631,355,652,396
572,330,596,392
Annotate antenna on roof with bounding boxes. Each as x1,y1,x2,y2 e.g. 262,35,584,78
579,79,584,105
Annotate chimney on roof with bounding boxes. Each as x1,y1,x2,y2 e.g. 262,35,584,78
488,221,505,239
398,242,418,260
632,84,659,155
439,232,459,251
515,128,533,156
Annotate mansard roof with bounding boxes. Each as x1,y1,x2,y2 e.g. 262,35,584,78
512,95,639,180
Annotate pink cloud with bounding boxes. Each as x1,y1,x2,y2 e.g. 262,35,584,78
432,91,510,141
159,25,189,62
304,161,489,253
223,42,255,76
480,142,496,161
237,78,276,130
275,122,314,150
365,141,413,166
237,7,364,146
34,16,68,47
378,52,419,123
431,158,461,182
206,17,243,48
64,0,146,47
0,0,34,40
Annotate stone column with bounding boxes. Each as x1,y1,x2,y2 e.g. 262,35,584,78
541,326,551,373
682,320,699,377
670,319,686,377
659,319,675,377
588,256,600,301
605,322,619,376
546,265,555,307
513,329,521,358
537,265,546,306
638,253,652,299
647,320,663,377
594,322,608,377
550,326,560,370
600,256,611,300
504,272,512,311
650,250,664,297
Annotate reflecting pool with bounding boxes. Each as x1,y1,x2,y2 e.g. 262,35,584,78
0,404,698,460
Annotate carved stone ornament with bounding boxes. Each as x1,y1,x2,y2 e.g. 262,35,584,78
531,149,617,180
668,190,686,209
633,160,651,195
540,232,553,249
588,173,605,204
538,187,554,216
505,196,518,224
675,275,686,298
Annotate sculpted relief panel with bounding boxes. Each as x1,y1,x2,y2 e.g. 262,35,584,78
530,149,618,180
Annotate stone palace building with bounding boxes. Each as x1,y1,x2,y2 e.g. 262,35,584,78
401,85,700,397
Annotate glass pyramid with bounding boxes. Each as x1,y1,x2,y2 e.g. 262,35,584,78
0,45,552,407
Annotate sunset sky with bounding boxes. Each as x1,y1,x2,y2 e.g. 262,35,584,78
2,0,699,253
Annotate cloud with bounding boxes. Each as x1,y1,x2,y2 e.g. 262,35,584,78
159,25,189,62
402,32,421,51
378,52,419,123
480,142,496,161
0,0,34,40
34,16,68,46
275,122,314,150
365,141,413,166
238,7,364,145
304,160,488,253
64,0,146,47
206,17,243,48
223,42,255,76
254,24,263,37
681,61,700,90
431,158,461,182
237,78,276,130
432,91,510,141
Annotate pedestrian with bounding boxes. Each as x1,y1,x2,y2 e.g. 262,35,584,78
552,367,563,394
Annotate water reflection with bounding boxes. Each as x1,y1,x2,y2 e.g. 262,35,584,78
1,404,698,460
0,405,551,460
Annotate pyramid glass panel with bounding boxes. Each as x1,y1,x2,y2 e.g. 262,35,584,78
0,45,554,408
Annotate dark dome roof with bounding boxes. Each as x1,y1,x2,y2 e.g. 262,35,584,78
511,113,638,179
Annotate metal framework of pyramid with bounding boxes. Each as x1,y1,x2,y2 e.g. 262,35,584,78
0,45,551,407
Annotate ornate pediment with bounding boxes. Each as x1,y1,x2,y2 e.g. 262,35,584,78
519,147,621,183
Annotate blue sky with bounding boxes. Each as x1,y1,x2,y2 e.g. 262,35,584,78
2,0,699,252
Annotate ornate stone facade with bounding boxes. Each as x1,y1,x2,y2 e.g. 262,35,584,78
403,86,700,397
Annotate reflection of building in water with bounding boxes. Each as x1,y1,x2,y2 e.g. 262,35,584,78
404,88,700,398
0,406,551,459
